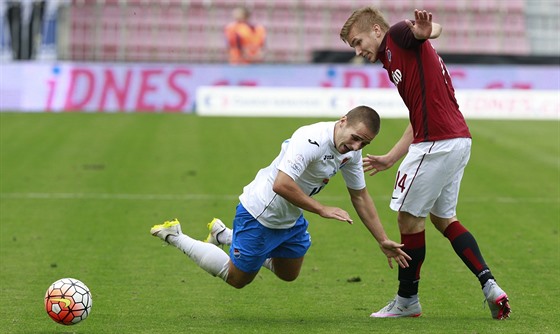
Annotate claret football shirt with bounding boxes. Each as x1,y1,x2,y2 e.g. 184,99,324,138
377,21,471,143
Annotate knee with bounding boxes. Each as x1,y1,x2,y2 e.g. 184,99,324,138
227,277,252,289
397,211,425,234
430,213,456,234
229,281,249,289
225,270,256,289
276,272,299,282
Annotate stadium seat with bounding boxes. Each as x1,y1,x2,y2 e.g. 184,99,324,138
301,0,328,9
441,0,469,12
248,0,270,9
507,0,526,13
417,0,442,12
472,11,500,33
69,1,97,60
63,0,539,62
184,3,211,26
303,8,326,36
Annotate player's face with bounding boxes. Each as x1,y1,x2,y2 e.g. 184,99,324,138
347,25,382,63
334,118,376,154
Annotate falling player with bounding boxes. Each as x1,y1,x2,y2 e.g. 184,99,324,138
151,106,411,290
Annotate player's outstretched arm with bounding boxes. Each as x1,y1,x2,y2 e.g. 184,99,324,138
347,187,411,269
363,154,394,176
273,171,353,224
405,9,441,40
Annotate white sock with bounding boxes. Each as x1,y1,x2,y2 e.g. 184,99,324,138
217,227,233,245
262,258,275,273
169,234,230,281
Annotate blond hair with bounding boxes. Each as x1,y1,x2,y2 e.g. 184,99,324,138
340,7,390,44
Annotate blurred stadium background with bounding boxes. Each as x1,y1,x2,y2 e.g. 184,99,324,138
0,0,558,115
2,0,559,62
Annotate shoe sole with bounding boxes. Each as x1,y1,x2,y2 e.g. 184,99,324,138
370,312,421,318
493,294,511,320
150,220,180,237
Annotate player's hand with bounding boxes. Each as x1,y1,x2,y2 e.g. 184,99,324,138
363,154,394,176
379,240,412,269
405,9,433,40
319,206,354,224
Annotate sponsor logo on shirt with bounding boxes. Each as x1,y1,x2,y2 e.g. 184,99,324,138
323,154,334,160
308,139,319,147
288,154,304,173
391,69,403,86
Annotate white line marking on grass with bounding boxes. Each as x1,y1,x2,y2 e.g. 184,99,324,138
0,192,239,201
0,192,558,203
462,197,559,204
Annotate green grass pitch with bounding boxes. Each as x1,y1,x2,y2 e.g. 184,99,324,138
0,113,558,333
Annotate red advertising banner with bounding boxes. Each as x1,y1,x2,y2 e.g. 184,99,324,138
1,62,558,113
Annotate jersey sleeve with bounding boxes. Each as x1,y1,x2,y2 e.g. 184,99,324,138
341,152,366,190
277,128,321,181
389,20,426,49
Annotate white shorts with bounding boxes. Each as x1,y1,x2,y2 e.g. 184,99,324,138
390,138,472,218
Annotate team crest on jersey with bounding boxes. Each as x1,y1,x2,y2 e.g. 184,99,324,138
386,49,392,62
233,248,241,259
340,157,350,168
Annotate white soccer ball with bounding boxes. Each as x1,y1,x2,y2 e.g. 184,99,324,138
44,277,92,325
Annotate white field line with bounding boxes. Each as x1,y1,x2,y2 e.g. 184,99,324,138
0,192,558,204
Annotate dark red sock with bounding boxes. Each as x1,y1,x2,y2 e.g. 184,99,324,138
444,221,494,286
397,230,425,298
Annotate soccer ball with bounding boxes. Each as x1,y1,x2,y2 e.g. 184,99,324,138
44,278,92,325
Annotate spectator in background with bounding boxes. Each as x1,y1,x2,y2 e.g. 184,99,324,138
225,6,266,64
6,0,45,60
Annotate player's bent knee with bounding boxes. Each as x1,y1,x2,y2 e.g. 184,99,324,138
273,266,301,282
430,213,457,233
225,265,258,289
271,257,304,282
226,276,254,289
276,272,299,282
228,280,249,289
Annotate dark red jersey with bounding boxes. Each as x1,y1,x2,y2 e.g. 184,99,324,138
377,21,471,143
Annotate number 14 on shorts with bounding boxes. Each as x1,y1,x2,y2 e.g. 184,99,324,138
395,171,408,193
